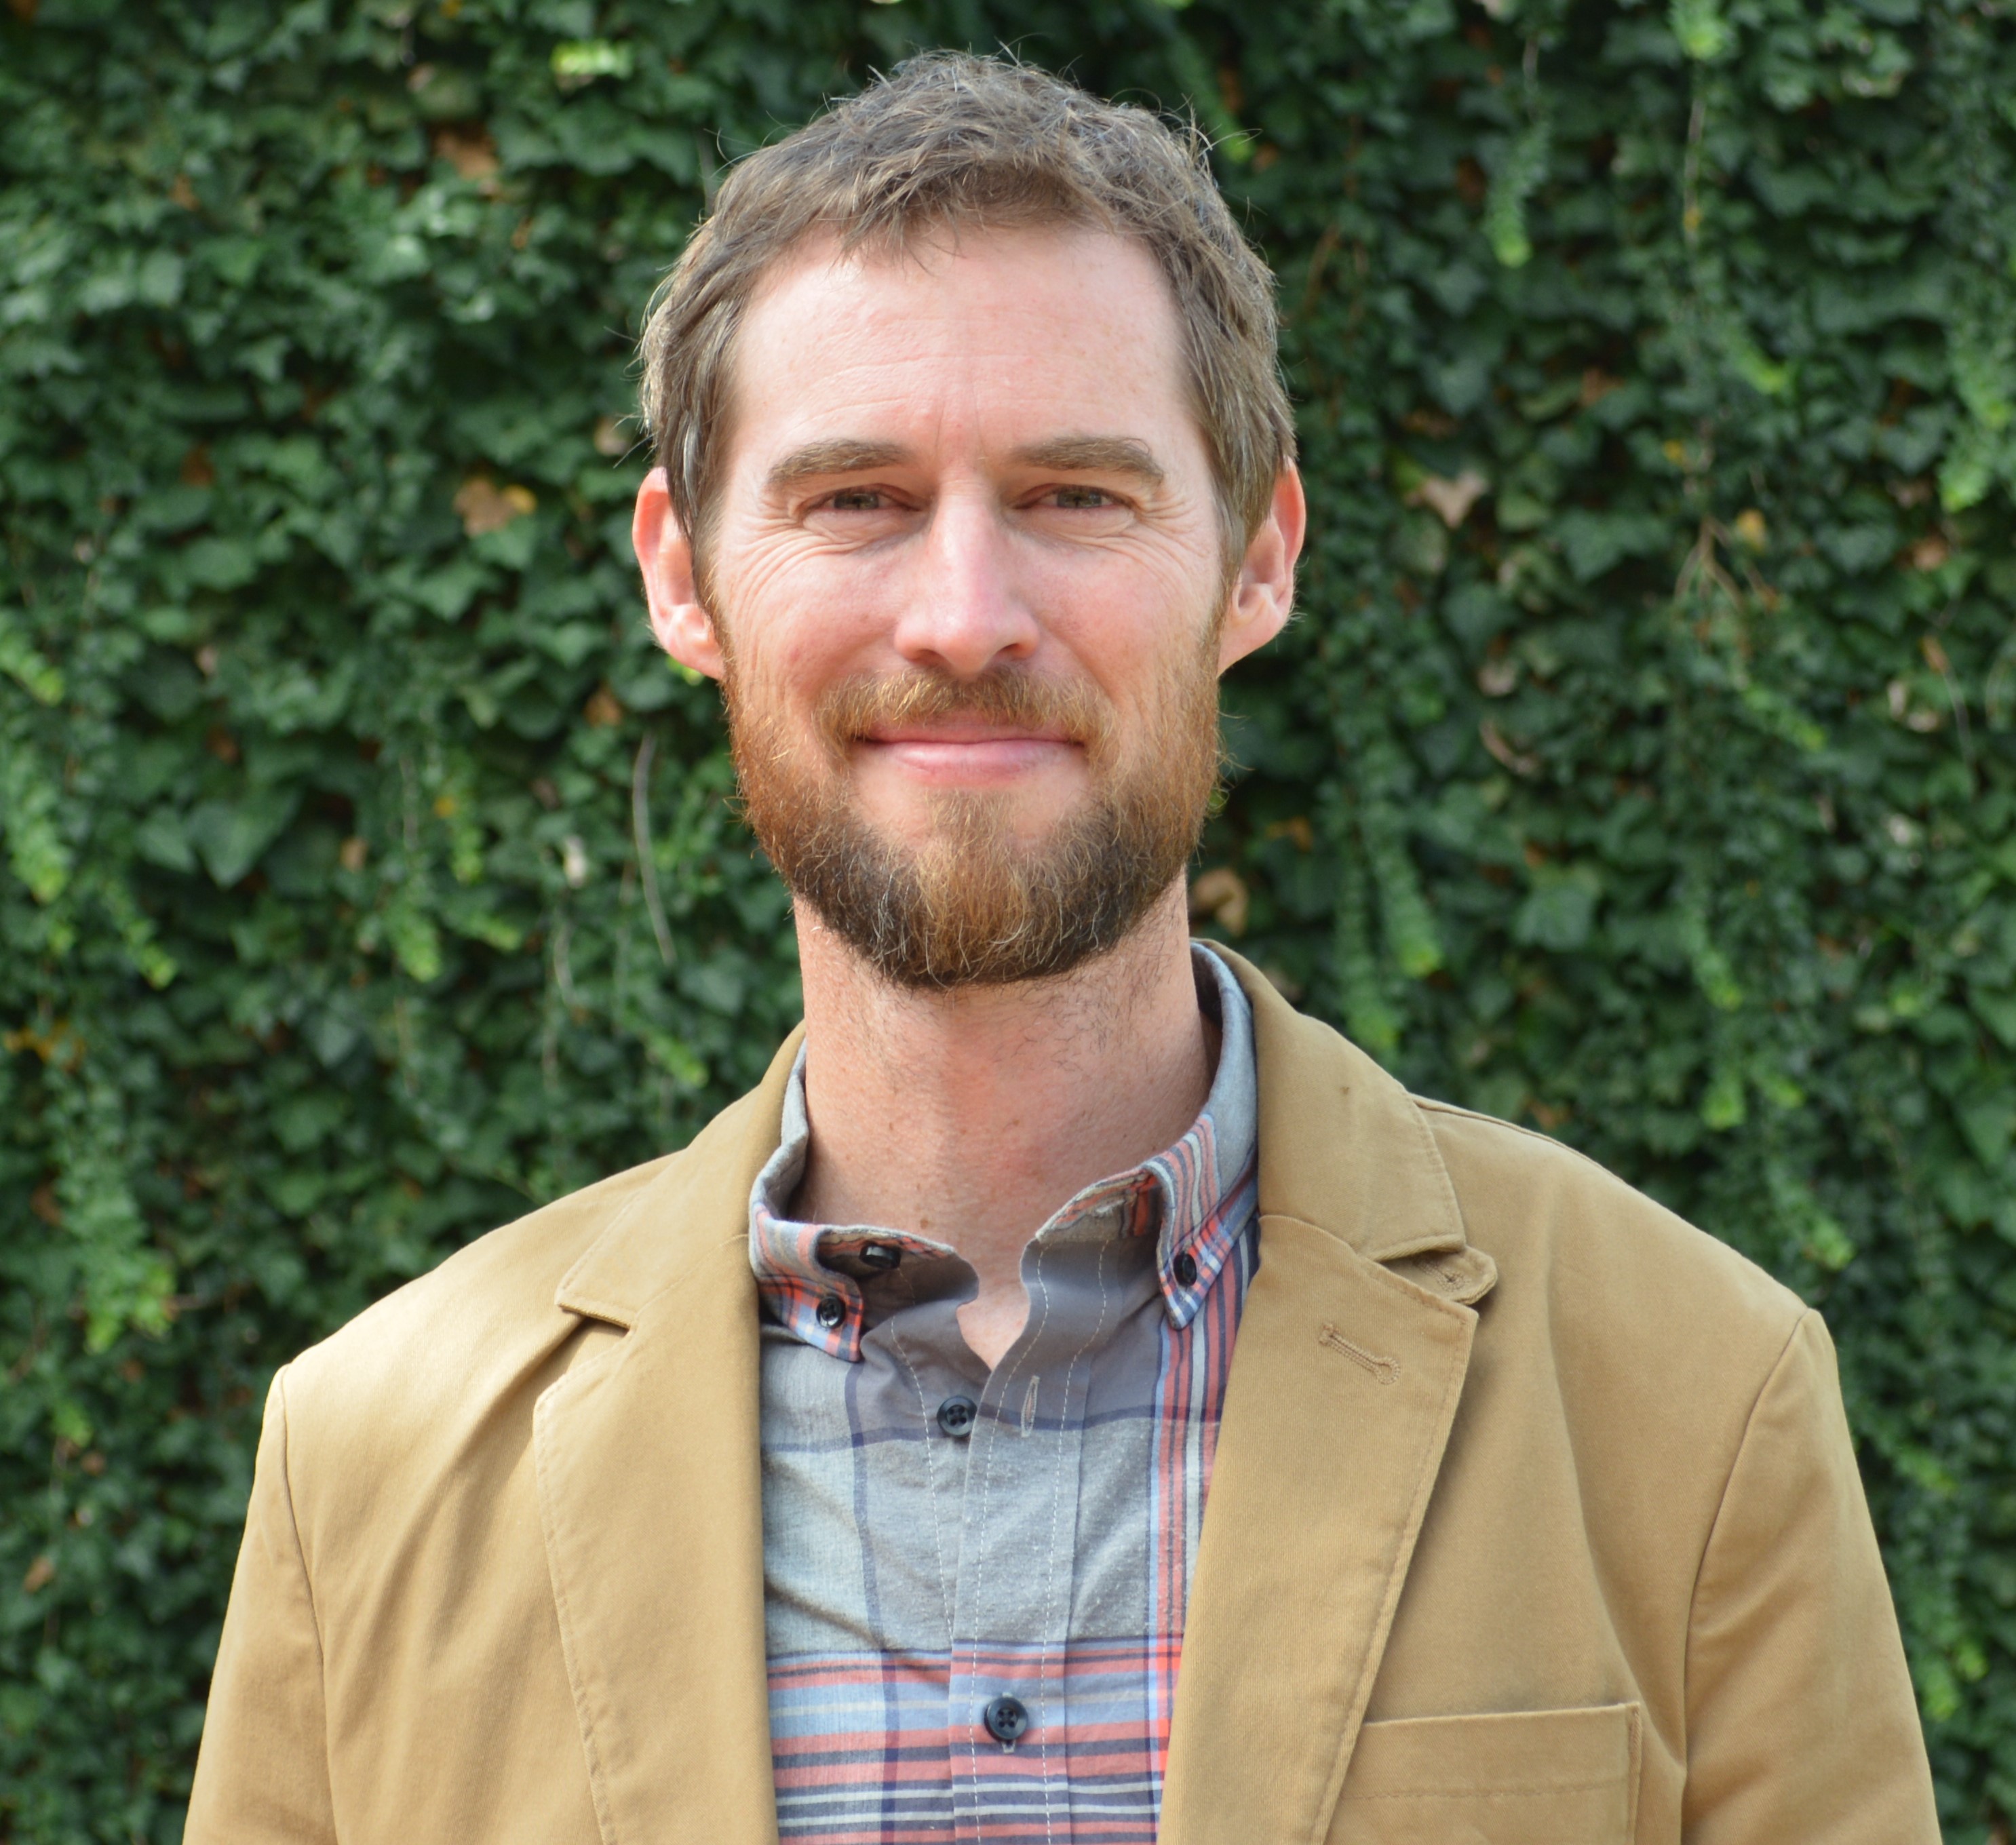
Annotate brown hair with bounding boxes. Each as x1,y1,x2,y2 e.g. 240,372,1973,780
636,52,1295,572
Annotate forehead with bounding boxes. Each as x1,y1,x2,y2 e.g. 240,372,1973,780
722,224,1199,472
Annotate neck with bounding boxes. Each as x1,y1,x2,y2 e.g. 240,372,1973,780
791,882,1212,1367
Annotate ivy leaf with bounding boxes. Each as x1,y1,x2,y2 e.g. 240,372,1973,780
187,790,301,889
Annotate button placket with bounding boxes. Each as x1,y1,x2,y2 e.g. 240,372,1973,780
873,1296,969,1665
945,1234,1114,1843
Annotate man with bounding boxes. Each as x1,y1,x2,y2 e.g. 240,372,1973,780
187,53,1938,1845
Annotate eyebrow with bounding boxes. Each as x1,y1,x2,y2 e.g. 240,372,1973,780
763,433,1167,493
1009,435,1165,486
765,439,912,492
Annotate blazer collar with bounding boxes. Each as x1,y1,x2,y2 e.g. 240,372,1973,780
1226,941,1491,1291
552,1025,805,1329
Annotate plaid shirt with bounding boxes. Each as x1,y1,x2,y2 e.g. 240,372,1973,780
749,947,1259,1844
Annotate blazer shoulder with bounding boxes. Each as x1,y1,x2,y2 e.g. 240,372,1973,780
281,1147,684,1434
1412,1093,1808,1364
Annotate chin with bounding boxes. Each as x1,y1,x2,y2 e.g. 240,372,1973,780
888,804,1080,861
858,779,1079,843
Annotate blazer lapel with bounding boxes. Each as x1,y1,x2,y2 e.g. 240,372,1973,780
1162,957,1494,1844
535,1038,802,1845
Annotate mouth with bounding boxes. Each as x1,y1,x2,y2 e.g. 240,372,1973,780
862,714,1075,743
816,669,1110,791
854,724,1085,783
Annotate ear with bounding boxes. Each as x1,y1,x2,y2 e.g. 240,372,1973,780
1218,463,1306,674
633,467,725,681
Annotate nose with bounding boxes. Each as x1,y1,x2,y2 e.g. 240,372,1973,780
888,487,1040,677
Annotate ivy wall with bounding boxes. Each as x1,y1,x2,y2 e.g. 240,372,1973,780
3,0,2015,1837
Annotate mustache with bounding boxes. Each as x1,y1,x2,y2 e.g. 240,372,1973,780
815,667,1114,754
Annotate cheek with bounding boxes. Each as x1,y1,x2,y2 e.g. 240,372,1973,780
716,554,883,692
1028,551,1220,705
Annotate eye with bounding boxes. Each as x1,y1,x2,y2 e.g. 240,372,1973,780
823,487,887,512
1047,485,1119,509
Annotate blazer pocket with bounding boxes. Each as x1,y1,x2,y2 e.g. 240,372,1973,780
1327,1703,1642,1845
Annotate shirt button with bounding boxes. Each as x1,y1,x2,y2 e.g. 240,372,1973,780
815,1294,847,1329
1172,1251,1199,1287
936,1394,978,1437
982,1694,1030,1745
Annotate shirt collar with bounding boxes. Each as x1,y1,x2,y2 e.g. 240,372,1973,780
748,944,1258,1360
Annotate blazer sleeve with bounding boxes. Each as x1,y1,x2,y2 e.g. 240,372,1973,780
1682,1309,1939,1844
184,1367,339,1845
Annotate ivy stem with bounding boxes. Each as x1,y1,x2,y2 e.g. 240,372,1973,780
632,731,676,968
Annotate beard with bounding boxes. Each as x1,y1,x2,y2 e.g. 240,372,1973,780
723,638,1223,991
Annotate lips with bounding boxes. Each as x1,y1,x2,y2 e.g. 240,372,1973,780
858,721,1079,747
856,731,1083,779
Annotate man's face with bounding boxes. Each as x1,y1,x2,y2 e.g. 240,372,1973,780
636,224,1300,987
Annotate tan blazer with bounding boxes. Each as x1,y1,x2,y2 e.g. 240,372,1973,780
186,951,1937,1844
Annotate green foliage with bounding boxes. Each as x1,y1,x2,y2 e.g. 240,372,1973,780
3,0,2015,1838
